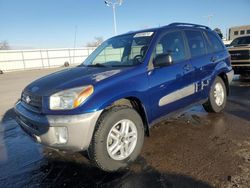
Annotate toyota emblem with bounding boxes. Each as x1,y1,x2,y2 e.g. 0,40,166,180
26,96,31,104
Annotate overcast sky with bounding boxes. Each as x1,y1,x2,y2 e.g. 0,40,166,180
1,0,250,49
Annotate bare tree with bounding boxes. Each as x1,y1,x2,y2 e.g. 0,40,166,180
0,40,10,50
213,28,223,39
86,37,104,47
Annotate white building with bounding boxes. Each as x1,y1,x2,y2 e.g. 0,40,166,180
228,25,250,41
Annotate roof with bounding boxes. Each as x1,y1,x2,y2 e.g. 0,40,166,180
116,22,212,37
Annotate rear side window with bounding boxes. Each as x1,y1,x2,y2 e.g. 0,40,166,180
206,31,224,52
185,30,206,57
155,31,186,62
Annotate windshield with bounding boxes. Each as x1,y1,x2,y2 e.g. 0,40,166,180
230,36,250,47
81,32,154,67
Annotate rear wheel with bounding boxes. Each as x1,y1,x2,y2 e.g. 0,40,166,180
203,76,227,113
88,106,144,172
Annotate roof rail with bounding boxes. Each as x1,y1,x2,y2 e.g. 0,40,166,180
168,22,211,30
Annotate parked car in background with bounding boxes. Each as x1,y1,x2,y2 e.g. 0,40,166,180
14,23,234,172
223,39,232,47
227,35,250,76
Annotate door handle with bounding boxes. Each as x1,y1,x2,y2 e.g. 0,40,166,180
210,56,217,63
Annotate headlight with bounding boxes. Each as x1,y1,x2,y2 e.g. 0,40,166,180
49,85,94,110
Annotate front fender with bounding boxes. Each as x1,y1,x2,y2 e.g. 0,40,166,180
78,69,152,121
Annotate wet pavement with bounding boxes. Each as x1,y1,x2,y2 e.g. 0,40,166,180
0,71,250,188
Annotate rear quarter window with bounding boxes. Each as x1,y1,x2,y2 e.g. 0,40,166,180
205,31,225,53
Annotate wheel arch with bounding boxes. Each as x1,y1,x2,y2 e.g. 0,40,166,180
218,71,229,96
213,61,231,96
102,97,150,137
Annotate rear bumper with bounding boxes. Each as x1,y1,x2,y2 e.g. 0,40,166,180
14,101,102,152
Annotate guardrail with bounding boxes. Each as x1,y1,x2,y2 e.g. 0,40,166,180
0,47,96,72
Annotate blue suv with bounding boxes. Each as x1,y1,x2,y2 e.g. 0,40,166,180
14,23,234,172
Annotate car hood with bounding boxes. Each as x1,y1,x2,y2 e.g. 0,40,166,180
227,44,250,49
24,66,126,96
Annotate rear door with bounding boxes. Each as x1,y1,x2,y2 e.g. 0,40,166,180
148,30,196,121
184,29,213,101
184,30,227,101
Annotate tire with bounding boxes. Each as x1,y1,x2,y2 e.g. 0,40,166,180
88,106,144,172
203,76,227,113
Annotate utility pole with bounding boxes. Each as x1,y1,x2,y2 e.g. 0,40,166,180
104,0,123,35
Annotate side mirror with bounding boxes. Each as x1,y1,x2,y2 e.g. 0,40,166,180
154,54,173,67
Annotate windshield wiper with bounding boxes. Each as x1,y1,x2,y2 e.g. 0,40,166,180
110,65,134,67
86,63,108,67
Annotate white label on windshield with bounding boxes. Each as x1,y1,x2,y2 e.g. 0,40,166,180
134,32,154,38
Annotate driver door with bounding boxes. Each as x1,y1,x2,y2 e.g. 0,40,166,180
148,30,196,121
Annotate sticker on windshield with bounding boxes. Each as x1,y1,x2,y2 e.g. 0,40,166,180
134,32,154,38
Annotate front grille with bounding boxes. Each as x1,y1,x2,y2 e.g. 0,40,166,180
231,61,250,66
21,91,42,113
229,50,250,60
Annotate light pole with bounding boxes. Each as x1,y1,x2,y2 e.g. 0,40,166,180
204,15,213,27
104,0,123,35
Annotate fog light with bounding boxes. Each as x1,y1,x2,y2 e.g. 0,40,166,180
54,127,68,144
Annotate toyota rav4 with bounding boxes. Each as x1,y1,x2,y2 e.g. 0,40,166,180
14,23,234,172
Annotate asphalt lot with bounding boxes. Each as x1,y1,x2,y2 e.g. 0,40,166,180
0,68,250,188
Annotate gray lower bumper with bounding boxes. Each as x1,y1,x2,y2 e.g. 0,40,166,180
14,101,102,152
227,69,234,84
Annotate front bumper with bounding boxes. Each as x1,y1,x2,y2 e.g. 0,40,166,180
226,69,234,84
231,60,250,74
14,101,102,152
232,66,250,75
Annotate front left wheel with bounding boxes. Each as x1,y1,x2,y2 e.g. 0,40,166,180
88,106,144,172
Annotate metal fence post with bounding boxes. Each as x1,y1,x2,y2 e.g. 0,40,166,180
21,51,26,69
68,49,71,64
87,48,90,56
46,50,50,67
40,50,44,68
73,48,75,64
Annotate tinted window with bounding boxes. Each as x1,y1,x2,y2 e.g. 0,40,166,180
234,31,239,35
185,30,206,57
93,45,124,64
206,31,224,52
230,36,250,46
203,32,213,54
155,31,186,62
247,30,250,34
82,33,154,67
